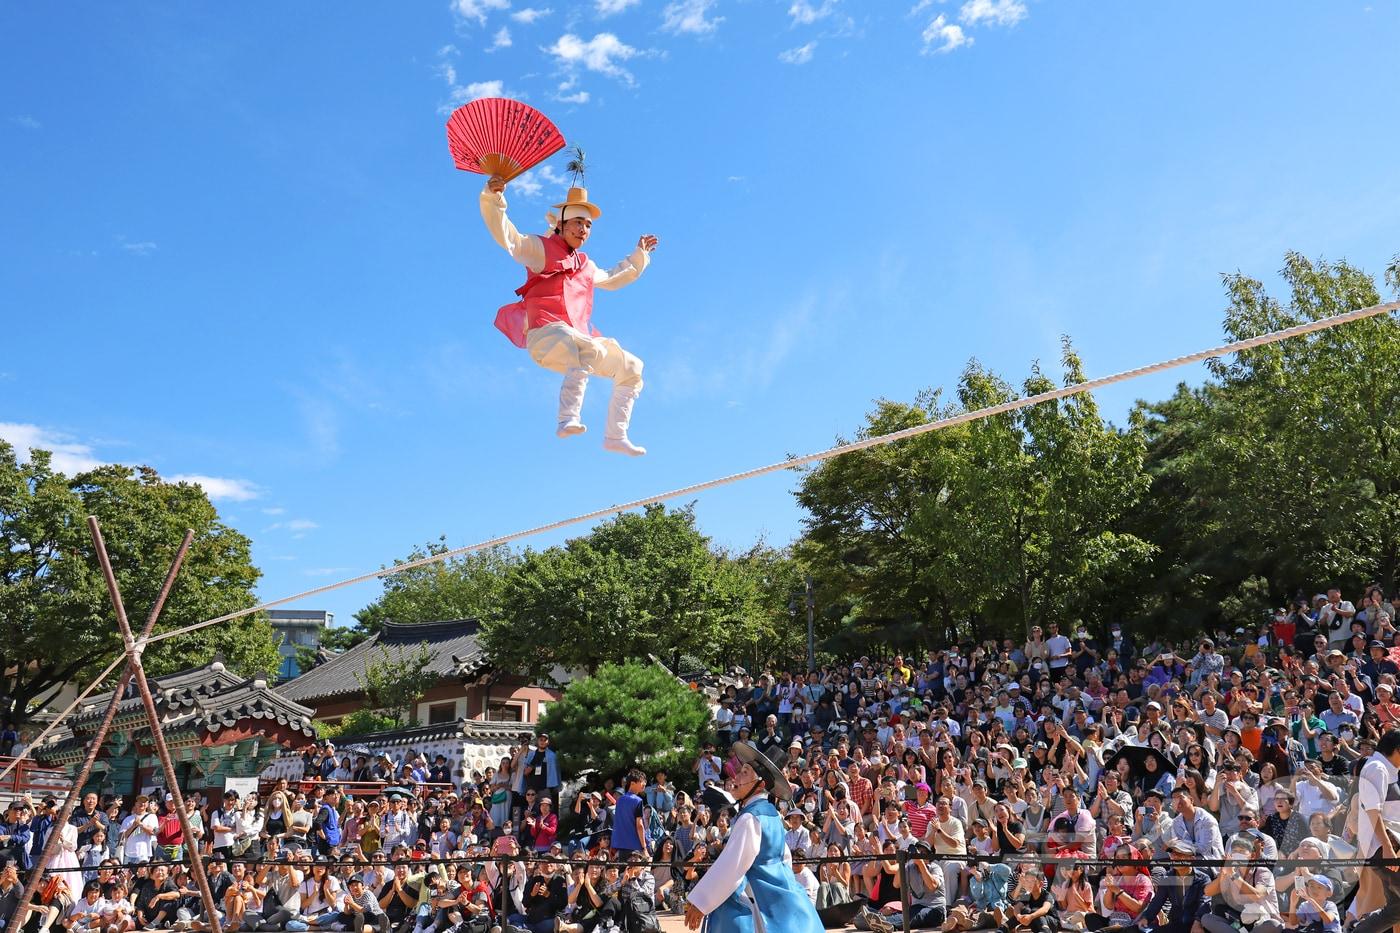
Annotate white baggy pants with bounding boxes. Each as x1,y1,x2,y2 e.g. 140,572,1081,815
525,322,644,390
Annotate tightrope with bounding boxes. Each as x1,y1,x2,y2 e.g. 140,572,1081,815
140,299,1400,649
11,300,1398,778
0,653,124,786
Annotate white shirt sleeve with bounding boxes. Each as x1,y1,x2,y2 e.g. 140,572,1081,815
592,248,650,292
1359,760,1385,811
687,810,761,916
479,184,546,273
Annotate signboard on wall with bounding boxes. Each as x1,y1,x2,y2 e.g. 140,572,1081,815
223,777,260,798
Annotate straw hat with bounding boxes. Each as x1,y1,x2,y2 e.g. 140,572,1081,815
552,187,601,221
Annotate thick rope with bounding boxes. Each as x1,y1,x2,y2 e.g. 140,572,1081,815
14,300,1399,773
140,299,1399,650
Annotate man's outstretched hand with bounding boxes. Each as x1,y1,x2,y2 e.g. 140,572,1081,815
684,903,704,929
488,175,507,194
638,234,659,252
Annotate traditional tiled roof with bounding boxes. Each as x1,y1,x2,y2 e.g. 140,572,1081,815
332,718,531,747
67,664,248,730
277,619,490,705
34,661,317,765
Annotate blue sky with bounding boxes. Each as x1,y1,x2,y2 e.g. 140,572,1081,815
3,1,1398,632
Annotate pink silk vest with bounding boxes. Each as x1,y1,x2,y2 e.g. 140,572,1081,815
494,234,597,348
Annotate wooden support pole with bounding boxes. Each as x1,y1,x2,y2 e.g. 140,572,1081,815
4,527,197,933
88,518,224,933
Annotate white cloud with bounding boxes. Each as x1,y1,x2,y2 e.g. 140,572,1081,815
0,423,103,475
511,6,552,22
596,0,640,14
262,507,287,516
509,165,569,199
661,0,723,34
434,50,514,114
437,43,460,56
921,14,969,53
0,424,262,506
167,474,261,502
488,26,513,50
556,90,590,104
10,115,40,130
512,173,544,197
788,0,836,25
121,240,158,256
450,80,507,104
959,0,1027,27
778,41,816,64
452,0,510,25
267,518,319,539
547,33,639,84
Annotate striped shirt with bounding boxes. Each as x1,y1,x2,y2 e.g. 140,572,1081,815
903,801,936,839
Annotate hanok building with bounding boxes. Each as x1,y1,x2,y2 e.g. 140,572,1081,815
276,618,560,727
33,660,319,796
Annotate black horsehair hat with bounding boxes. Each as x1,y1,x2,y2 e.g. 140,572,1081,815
730,742,794,801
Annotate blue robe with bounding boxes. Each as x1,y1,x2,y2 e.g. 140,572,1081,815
687,797,822,933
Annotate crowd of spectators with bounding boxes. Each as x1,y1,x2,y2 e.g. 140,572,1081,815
5,586,1400,933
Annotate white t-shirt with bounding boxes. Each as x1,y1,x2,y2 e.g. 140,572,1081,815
210,808,237,849
68,897,106,924
121,812,158,862
697,754,723,788
1046,635,1072,669
795,866,818,903
1325,601,1358,645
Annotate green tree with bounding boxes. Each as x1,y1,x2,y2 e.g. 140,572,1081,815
1128,252,1400,627
537,661,711,781
319,709,402,740
958,341,1154,634
340,540,518,649
353,642,440,725
484,504,767,677
796,341,1152,645
0,447,280,723
795,391,992,649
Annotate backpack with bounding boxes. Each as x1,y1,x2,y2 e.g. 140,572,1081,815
623,888,659,933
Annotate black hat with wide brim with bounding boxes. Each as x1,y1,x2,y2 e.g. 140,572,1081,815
731,742,793,801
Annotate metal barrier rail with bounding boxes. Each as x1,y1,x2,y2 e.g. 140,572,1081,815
22,847,1397,933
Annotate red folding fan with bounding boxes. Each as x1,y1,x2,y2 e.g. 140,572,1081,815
445,97,567,182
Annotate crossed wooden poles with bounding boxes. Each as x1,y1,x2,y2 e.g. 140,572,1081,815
5,519,224,933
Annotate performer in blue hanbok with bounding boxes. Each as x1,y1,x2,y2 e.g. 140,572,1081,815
684,744,823,933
